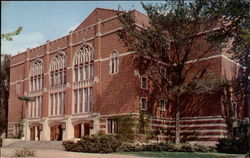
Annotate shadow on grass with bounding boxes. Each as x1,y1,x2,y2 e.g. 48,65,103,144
118,152,245,158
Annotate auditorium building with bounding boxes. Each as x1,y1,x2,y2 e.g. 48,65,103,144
8,8,247,143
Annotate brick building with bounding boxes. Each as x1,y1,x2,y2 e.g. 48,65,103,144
8,8,247,143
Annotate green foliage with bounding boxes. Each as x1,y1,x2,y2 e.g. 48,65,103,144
1,27,23,41
117,143,143,152
110,115,136,142
118,0,249,144
15,147,35,157
0,55,10,136
62,134,122,153
117,142,215,153
216,136,248,154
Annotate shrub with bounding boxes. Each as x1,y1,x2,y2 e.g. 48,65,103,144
63,134,122,153
217,136,248,154
117,141,214,153
15,147,35,157
193,143,216,152
117,143,143,152
179,143,195,152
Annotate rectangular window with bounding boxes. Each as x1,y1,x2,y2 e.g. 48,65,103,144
59,93,62,115
50,74,54,86
74,90,78,113
89,65,93,79
141,77,148,89
108,119,117,134
64,71,67,84
111,58,115,74
55,73,58,86
55,93,58,115
37,97,40,117
41,75,44,88
50,94,53,116
85,65,89,80
141,97,147,110
114,58,118,73
89,88,92,112
80,67,84,81
232,102,237,119
84,88,88,112
79,89,83,113
74,68,78,82
40,96,43,117
30,78,33,91
59,72,63,84
160,99,166,111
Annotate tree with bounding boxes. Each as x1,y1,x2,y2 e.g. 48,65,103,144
118,0,249,143
0,27,23,137
0,55,10,137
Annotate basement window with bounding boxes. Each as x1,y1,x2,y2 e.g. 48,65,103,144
107,119,118,134
160,99,166,111
141,77,148,89
141,97,148,110
232,102,237,119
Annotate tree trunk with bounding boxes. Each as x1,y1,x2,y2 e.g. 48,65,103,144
175,94,180,144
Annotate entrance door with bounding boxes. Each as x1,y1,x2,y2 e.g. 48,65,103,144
36,126,40,140
84,123,90,136
50,124,63,141
30,126,35,141
74,124,81,138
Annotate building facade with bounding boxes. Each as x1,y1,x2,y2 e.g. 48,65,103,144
8,8,247,143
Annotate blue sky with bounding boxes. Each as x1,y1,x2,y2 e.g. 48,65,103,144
1,1,160,55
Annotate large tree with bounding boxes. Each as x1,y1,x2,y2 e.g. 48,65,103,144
1,26,23,137
118,0,249,143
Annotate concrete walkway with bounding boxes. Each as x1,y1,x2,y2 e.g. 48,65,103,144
0,148,142,158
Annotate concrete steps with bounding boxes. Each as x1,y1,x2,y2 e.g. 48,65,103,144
4,141,64,150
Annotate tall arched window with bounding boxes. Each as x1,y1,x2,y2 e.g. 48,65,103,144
73,44,94,114
49,52,66,116
30,59,44,91
29,59,44,119
110,50,119,75
50,52,66,87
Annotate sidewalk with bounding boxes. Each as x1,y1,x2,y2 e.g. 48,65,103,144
0,148,142,158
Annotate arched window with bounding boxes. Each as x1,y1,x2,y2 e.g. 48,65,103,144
30,59,44,91
28,59,44,119
73,44,94,82
50,52,66,87
49,52,66,116
73,44,94,114
110,50,119,75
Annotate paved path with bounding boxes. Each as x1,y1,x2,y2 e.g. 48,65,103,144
0,148,142,158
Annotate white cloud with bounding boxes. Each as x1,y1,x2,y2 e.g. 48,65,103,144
1,32,45,55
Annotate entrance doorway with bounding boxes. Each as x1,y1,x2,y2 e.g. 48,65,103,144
50,124,63,141
30,125,40,141
30,126,35,141
73,123,90,138
84,123,90,136
74,124,81,138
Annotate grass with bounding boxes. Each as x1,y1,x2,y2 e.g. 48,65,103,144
119,151,245,158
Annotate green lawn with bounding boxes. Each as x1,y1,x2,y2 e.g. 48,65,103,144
119,152,245,158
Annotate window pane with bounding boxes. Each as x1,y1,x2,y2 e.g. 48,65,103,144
55,93,58,115
75,68,78,81
79,89,83,113
74,90,78,113
141,98,147,110
50,95,53,115
141,77,147,89
80,67,84,81
84,88,88,112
